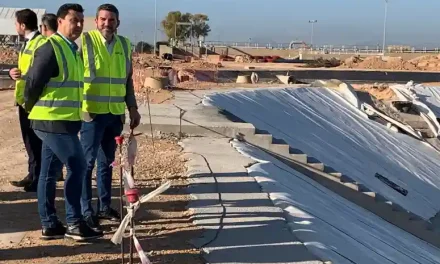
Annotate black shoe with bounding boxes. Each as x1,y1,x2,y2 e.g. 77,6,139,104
10,177,32,187
65,221,103,241
41,221,66,240
84,215,103,233
97,208,121,222
23,182,38,192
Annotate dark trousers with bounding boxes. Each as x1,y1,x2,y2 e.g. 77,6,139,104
80,114,123,217
34,130,86,228
18,105,42,186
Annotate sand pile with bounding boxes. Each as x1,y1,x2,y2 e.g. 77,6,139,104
342,55,440,71
408,55,440,70
344,56,418,71
343,56,363,68
352,83,396,101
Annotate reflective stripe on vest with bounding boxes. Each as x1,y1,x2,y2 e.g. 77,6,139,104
34,100,82,108
82,30,131,115
15,35,46,105
83,94,125,103
28,34,84,121
46,40,83,88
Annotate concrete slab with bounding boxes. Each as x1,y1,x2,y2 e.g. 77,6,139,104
182,137,324,264
133,92,256,137
0,229,26,247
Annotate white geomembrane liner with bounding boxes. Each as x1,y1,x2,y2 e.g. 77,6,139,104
393,83,440,117
203,87,440,220
231,139,440,264
392,82,440,136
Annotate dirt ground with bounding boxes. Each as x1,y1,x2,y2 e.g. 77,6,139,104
0,90,203,264
341,55,440,72
351,83,397,101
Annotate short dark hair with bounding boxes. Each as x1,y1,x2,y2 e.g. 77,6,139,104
96,4,119,19
57,3,84,19
41,13,57,31
15,9,38,31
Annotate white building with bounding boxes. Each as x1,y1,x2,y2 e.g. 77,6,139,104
0,7,46,45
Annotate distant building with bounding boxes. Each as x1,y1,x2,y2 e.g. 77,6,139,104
0,7,46,45
387,45,411,52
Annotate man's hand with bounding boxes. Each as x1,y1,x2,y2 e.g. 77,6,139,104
128,107,141,129
9,68,21,80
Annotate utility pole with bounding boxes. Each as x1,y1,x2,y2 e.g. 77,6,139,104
382,0,389,55
141,30,144,53
153,0,157,55
134,34,137,53
309,20,317,48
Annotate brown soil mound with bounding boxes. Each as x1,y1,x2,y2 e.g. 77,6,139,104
341,55,440,71
355,56,417,71
352,83,396,101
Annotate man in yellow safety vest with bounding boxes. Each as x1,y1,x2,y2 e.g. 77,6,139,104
9,9,46,192
79,3,141,232
24,3,103,241
39,13,65,182
11,13,65,187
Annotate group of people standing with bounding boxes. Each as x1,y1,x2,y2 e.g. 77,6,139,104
10,3,141,241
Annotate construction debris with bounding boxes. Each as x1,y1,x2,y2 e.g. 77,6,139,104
0,47,18,64
304,57,342,68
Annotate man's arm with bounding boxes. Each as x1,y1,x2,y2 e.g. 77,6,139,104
125,64,138,109
24,41,58,112
125,61,141,129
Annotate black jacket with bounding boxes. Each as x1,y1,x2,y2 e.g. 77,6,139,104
24,40,81,134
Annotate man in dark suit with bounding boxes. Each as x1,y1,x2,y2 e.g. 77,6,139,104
40,13,58,37
11,12,65,189
9,9,44,192
39,13,65,182
24,3,103,241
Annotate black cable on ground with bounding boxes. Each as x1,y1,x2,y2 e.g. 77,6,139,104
184,151,226,249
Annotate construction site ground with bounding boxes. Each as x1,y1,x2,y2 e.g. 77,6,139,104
1,48,439,262
0,90,204,264
129,53,440,72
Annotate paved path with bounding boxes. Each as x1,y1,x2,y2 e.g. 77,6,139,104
181,137,324,264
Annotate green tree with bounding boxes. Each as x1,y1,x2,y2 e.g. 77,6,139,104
161,11,192,43
190,14,211,40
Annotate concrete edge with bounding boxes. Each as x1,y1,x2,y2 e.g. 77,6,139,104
128,118,255,138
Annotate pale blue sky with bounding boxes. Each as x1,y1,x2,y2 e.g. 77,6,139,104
1,0,438,47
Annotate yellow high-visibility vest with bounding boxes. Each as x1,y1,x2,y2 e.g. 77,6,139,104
81,30,132,115
15,34,46,105
28,34,84,121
